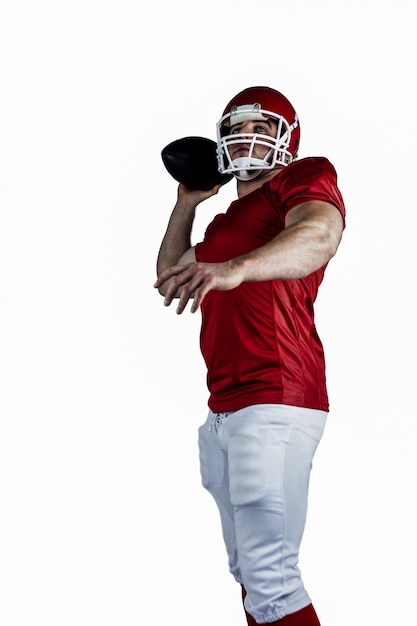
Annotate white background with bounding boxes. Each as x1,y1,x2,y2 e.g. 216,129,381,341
1,1,416,624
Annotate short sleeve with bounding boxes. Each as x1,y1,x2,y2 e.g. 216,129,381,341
268,157,346,224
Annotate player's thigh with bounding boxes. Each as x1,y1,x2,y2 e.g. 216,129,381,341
226,405,326,508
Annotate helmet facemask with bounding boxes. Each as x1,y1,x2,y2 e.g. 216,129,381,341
216,103,299,181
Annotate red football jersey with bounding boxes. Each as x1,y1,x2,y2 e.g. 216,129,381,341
195,157,346,413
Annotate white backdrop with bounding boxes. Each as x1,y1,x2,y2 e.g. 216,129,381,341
1,1,416,624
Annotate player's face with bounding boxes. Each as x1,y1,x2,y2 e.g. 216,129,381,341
227,119,278,161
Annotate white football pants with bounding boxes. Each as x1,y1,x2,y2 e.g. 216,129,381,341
198,404,327,623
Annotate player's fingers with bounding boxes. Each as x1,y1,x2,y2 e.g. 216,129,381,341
155,264,196,305
174,267,216,314
154,262,193,289
175,275,206,314
189,275,218,313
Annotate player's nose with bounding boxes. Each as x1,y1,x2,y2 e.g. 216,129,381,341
239,121,255,135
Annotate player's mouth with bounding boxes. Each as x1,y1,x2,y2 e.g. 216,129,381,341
230,145,250,158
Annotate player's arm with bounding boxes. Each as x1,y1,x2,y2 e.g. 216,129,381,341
237,200,344,282
155,200,343,313
155,183,221,297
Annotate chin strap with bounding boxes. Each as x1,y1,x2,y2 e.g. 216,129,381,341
231,156,269,181
234,169,265,181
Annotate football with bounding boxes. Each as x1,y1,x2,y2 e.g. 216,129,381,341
161,136,233,190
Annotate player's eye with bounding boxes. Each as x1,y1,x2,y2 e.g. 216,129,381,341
254,125,267,134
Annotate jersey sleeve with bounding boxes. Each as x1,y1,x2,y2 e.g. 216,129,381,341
270,157,346,224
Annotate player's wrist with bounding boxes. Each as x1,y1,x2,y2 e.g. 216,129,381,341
229,256,250,283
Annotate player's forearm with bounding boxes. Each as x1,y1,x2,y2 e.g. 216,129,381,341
234,218,341,282
156,200,197,277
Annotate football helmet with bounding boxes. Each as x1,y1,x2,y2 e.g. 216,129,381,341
216,86,300,181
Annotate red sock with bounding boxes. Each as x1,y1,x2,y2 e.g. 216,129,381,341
241,586,320,625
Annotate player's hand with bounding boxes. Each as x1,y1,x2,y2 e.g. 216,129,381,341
154,259,245,314
177,182,222,207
